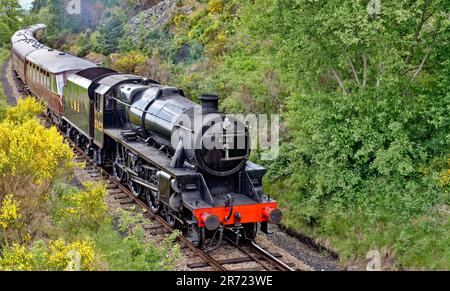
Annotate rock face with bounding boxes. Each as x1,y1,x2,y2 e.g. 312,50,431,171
128,0,177,41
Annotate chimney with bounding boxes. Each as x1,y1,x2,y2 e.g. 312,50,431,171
199,94,219,114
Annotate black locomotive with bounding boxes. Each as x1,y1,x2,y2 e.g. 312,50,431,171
11,24,282,248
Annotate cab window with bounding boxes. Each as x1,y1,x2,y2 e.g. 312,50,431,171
105,92,114,111
95,93,102,113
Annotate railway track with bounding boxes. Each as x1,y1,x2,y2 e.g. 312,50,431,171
4,53,339,272
68,140,297,271
9,56,301,272
7,65,300,272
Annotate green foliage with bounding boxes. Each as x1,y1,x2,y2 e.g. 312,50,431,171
248,0,450,269
0,239,99,271
0,48,10,108
99,207,181,271
0,21,14,46
0,0,22,46
55,182,108,233
0,0,22,19
92,7,127,55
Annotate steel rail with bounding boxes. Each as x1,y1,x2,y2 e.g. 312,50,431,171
224,231,296,272
249,241,296,271
68,140,228,271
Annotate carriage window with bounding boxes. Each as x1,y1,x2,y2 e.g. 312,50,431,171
46,72,49,89
52,75,57,93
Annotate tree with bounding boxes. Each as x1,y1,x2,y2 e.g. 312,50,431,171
31,0,47,13
245,0,448,94
0,0,23,36
46,0,64,33
94,7,127,55
229,0,449,223
0,21,13,46
0,0,22,19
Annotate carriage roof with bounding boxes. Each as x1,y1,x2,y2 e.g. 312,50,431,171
11,24,47,58
12,24,96,74
26,49,96,74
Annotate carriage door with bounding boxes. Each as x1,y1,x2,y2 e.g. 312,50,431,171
94,92,104,146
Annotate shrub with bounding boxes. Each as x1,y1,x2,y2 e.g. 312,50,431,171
110,207,181,270
209,0,223,14
56,182,108,232
43,239,97,271
0,195,20,230
440,157,450,188
0,244,34,271
109,51,147,74
0,239,99,271
0,98,74,243
4,98,44,125
0,195,21,245
0,118,74,185
136,53,172,84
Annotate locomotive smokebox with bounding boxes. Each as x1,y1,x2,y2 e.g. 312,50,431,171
199,94,219,114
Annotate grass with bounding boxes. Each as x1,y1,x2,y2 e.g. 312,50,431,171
0,47,10,107
50,180,134,270
50,179,180,271
82,223,140,271
266,179,450,270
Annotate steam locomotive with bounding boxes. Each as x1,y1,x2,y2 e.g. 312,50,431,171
11,24,282,248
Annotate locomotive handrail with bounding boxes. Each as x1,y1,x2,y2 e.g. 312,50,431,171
140,89,161,139
197,173,214,206
112,96,195,133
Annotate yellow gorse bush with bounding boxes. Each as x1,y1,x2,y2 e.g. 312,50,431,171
0,117,74,183
46,239,97,271
0,195,20,229
5,97,44,125
441,157,450,189
209,0,223,14
58,182,108,231
0,244,34,271
0,239,98,271
110,51,146,74
67,182,107,221
172,14,186,28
